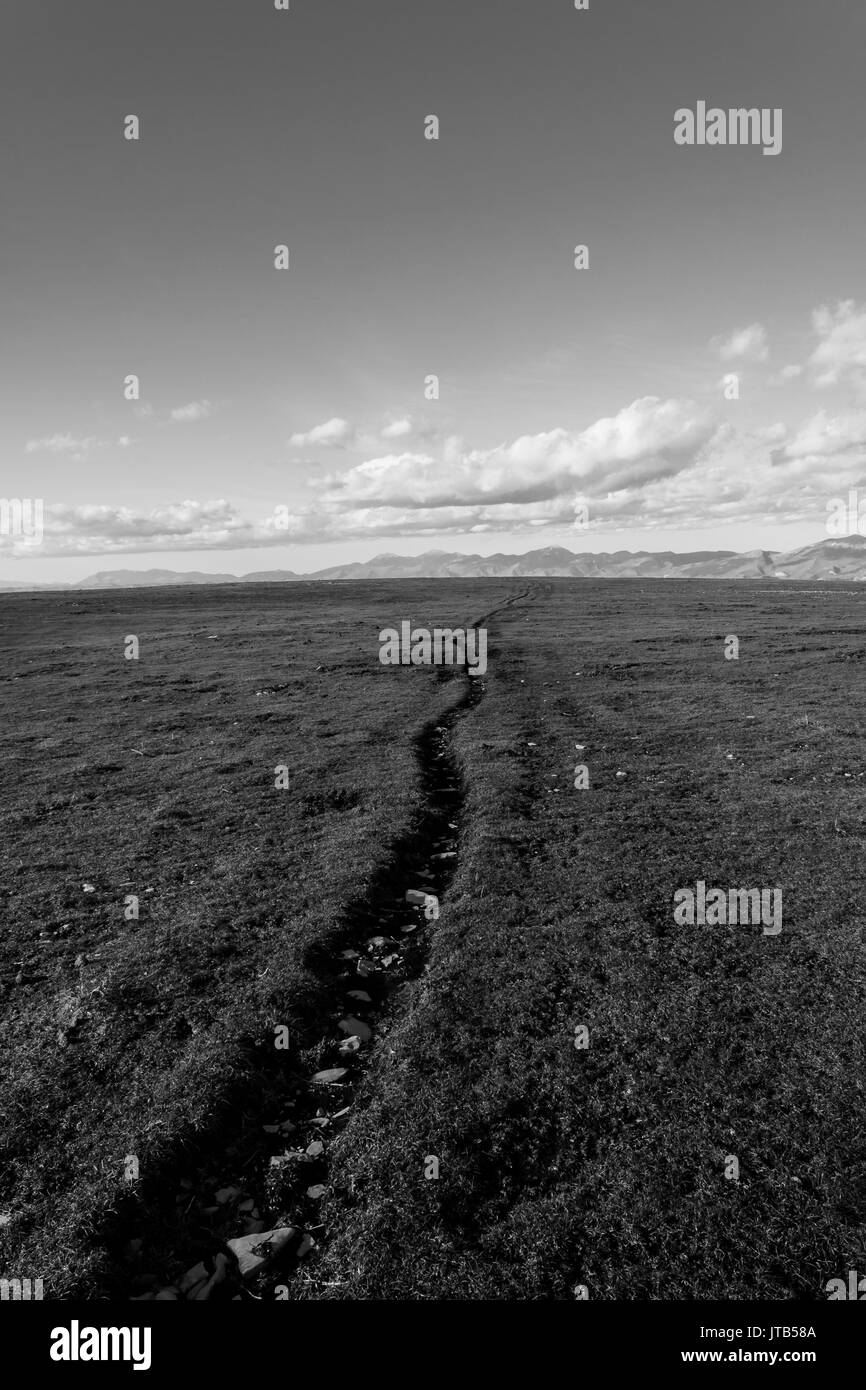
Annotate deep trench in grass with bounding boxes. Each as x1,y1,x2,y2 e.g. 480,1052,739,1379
93,591,534,1300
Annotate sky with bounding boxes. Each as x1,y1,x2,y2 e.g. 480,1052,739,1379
2,0,866,581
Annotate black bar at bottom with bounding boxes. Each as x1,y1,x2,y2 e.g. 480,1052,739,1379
0,1299,859,1378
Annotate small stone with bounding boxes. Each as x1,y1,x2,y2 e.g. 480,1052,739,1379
227,1226,300,1280
306,1185,328,1200
312,1067,347,1085
215,1185,242,1205
339,1036,361,1055
154,1287,181,1300
306,1140,324,1158
346,990,372,1002
366,935,397,953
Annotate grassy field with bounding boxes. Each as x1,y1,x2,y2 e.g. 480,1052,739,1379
1,579,863,1299
0,580,512,1296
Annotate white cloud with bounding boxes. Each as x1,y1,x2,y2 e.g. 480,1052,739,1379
381,417,413,439
2,499,253,557
289,417,356,448
768,364,803,385
773,408,866,465
169,399,214,423
289,414,440,450
14,394,866,557
713,323,770,363
23,433,135,459
25,433,96,455
316,397,713,510
808,300,866,390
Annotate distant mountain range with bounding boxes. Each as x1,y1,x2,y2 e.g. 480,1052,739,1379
3,536,866,591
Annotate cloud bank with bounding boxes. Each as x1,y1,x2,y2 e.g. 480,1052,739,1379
7,395,866,556
11,302,866,558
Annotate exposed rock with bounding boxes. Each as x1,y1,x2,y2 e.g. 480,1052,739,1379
268,1151,299,1171
365,936,397,953
226,1226,302,1280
